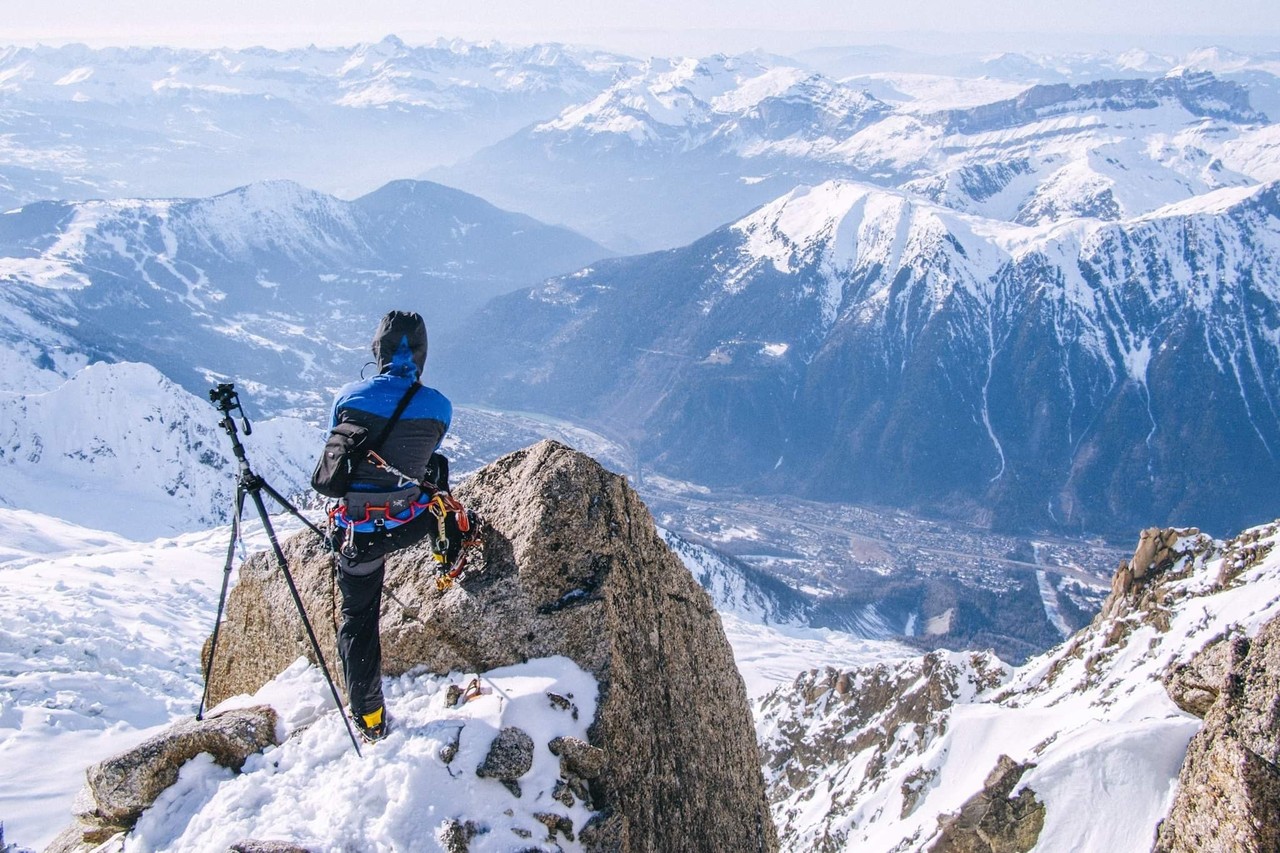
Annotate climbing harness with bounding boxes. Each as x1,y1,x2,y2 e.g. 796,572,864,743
331,448,485,583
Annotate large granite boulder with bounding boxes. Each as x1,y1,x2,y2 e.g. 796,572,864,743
203,440,777,852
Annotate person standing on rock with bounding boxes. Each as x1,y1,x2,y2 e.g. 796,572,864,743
326,310,451,742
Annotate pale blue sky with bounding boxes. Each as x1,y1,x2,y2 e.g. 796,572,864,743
6,0,1279,54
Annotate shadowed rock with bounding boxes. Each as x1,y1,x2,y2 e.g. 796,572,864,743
929,755,1045,853
202,440,777,852
550,735,607,779
1157,611,1280,852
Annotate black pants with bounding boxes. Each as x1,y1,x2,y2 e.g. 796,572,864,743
332,513,434,717
336,559,386,718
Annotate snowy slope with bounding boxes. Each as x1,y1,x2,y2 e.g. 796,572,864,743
0,362,320,539
759,522,1280,851
661,528,810,627
0,514,309,848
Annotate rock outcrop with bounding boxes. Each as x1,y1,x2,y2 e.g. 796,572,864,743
45,707,279,853
1099,526,1206,622
1156,610,1280,852
759,651,1009,851
476,726,535,798
929,755,1045,853
203,440,777,852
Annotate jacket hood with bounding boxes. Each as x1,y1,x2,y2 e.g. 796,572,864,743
372,310,428,379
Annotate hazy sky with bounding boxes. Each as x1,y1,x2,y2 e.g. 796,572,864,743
7,0,1280,55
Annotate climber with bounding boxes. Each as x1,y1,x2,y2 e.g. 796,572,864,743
324,310,452,742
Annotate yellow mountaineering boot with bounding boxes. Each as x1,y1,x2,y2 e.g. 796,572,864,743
354,706,389,743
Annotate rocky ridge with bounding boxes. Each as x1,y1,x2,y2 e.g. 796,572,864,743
196,439,777,852
757,520,1280,852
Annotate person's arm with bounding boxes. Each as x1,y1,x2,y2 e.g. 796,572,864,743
435,397,453,452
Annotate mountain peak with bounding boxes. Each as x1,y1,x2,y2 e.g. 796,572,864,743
191,440,779,851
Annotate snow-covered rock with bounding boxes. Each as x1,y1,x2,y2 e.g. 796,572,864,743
116,657,604,852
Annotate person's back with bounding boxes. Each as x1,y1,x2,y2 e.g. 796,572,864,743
328,310,451,741
332,312,451,531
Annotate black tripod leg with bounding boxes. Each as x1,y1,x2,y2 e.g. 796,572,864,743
197,486,247,721
248,488,363,757
256,479,331,545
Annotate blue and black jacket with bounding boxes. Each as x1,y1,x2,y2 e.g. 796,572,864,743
331,313,451,532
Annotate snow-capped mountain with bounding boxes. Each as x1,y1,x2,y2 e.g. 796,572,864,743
897,70,1265,225
0,38,634,209
433,54,891,251
437,66,1273,251
0,362,320,539
0,178,608,413
758,522,1280,852
445,178,1280,536
799,44,1280,114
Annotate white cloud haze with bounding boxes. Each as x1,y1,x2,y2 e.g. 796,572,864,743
5,0,1279,54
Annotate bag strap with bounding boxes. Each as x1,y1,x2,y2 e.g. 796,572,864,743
366,382,421,457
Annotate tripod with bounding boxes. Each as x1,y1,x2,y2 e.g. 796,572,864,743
198,383,362,756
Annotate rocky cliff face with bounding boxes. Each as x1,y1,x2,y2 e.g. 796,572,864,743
1154,524,1280,853
929,71,1266,134
202,440,777,852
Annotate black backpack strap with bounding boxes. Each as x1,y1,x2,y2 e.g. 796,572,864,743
367,383,421,457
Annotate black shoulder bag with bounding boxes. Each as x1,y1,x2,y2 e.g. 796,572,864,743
311,383,421,498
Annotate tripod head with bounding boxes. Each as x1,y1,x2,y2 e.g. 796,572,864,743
209,382,253,436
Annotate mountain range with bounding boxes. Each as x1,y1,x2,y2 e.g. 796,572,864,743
0,37,633,209
436,66,1277,251
445,178,1280,537
0,178,609,411
4,37,1279,541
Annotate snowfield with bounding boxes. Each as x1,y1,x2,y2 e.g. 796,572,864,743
0,512,284,846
